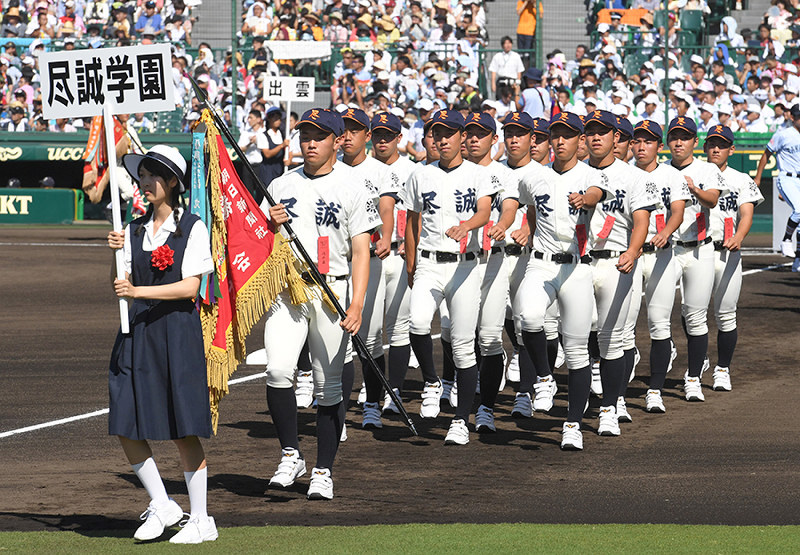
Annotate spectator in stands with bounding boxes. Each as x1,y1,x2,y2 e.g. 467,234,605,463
717,103,738,132
516,0,539,64
632,0,659,8
608,11,627,46
565,44,587,76
84,0,109,31
57,1,85,39
27,8,55,38
686,57,712,94
758,23,785,60
242,1,271,37
489,36,524,99
130,112,155,133
715,16,745,51
1,6,26,38
324,11,348,42
697,103,719,132
2,102,29,131
51,117,77,132
635,12,658,54
516,66,550,119
742,103,769,132
135,1,164,38
237,108,268,202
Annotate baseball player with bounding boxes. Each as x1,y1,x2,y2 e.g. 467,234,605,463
401,109,499,445
705,124,764,390
630,120,691,412
262,109,380,499
515,111,610,450
339,108,393,430
584,110,658,436
666,116,725,402
755,103,800,270
369,112,419,415
613,116,634,163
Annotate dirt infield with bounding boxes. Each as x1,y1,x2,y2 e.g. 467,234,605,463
1,226,799,534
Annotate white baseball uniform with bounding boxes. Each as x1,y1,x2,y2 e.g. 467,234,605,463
767,125,800,224
515,160,610,370
712,166,764,332
261,164,381,405
588,159,660,360
670,157,727,336
401,159,500,368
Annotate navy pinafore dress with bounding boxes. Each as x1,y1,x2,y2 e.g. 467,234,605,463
108,211,212,440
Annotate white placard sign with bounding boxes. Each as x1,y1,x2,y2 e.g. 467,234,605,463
39,43,174,119
265,40,331,60
263,76,315,102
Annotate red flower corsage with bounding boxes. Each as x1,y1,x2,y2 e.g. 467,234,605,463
151,245,175,271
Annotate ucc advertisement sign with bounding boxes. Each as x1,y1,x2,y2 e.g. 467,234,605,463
0,188,83,224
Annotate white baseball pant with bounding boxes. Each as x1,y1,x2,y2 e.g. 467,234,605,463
357,256,386,358
641,248,678,340
776,175,800,222
479,252,510,357
264,280,349,406
382,251,411,347
675,242,715,336
515,258,593,369
622,261,644,351
712,248,742,333
592,257,636,360
410,256,481,368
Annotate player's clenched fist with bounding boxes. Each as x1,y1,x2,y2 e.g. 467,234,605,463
269,203,290,228
445,222,470,241
568,192,586,211
107,230,125,250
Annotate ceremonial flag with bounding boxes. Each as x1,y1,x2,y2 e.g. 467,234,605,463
198,110,310,432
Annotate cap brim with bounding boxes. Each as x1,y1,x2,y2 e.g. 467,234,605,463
466,121,495,133
585,119,615,130
705,133,733,144
634,127,662,140
667,125,697,136
298,120,338,135
123,153,186,193
548,121,582,133
371,124,401,134
430,121,463,131
342,114,368,128
502,121,533,132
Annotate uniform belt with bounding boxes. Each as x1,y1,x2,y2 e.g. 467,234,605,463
641,243,670,253
490,244,529,256
589,249,625,259
533,250,591,264
301,272,348,284
370,241,400,257
782,171,800,177
675,236,713,248
713,240,725,251
421,249,479,262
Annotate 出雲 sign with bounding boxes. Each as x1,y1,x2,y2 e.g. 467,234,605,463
39,43,174,119
263,76,315,102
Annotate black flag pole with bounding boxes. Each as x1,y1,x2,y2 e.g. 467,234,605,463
190,77,418,437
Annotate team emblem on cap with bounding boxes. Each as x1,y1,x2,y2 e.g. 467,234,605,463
510,112,520,121
715,125,723,133
438,110,448,119
677,117,685,125
559,113,569,121
470,113,481,122
641,120,650,129
309,109,320,120
379,114,388,123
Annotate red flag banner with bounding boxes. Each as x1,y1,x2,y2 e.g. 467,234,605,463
200,110,310,432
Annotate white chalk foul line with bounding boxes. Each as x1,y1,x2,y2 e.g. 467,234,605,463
0,241,106,248
0,333,441,439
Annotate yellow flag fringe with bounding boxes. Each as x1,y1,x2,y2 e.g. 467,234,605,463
199,109,311,433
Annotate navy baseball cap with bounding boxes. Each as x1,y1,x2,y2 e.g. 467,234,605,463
370,112,402,134
584,109,617,131
790,103,800,118
465,111,497,133
502,111,534,132
531,117,549,136
523,67,543,82
615,116,634,139
429,109,465,131
705,124,735,145
298,108,344,136
667,116,698,136
549,111,584,134
342,107,370,129
633,119,663,140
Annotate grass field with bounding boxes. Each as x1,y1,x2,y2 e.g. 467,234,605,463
1,524,799,553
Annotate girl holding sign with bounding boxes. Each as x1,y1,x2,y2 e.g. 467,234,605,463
106,145,218,544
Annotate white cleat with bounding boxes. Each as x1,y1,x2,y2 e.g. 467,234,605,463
781,239,795,257
506,350,521,382
420,381,443,418
533,375,557,412
590,360,603,397
684,375,705,402
361,402,383,429
511,391,533,418
555,342,566,368
382,388,401,414
444,418,470,445
269,448,307,488
475,405,496,433
561,422,583,450
307,468,334,500
616,396,632,423
597,405,620,436
133,499,184,541
712,366,732,391
645,389,666,413
295,371,314,409
169,516,218,544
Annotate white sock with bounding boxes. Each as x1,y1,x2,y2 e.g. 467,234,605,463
184,467,208,519
131,457,169,507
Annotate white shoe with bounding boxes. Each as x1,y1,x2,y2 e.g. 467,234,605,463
645,389,666,413
506,350,520,382
340,423,347,442
616,396,632,423
712,366,732,391
793,258,800,272
169,515,218,544
357,382,367,405
133,499,184,541
511,391,533,418
533,375,557,412
597,405,620,436
408,349,420,368
444,418,470,445
420,381,443,418
667,341,677,374
269,448,307,488
362,402,383,429
441,379,454,405
561,422,583,450
307,467,334,500
475,405,496,433
448,379,459,408
629,347,640,383
295,371,314,409
382,388,401,414
555,342,565,368
590,360,603,397
684,376,705,402
781,239,795,257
